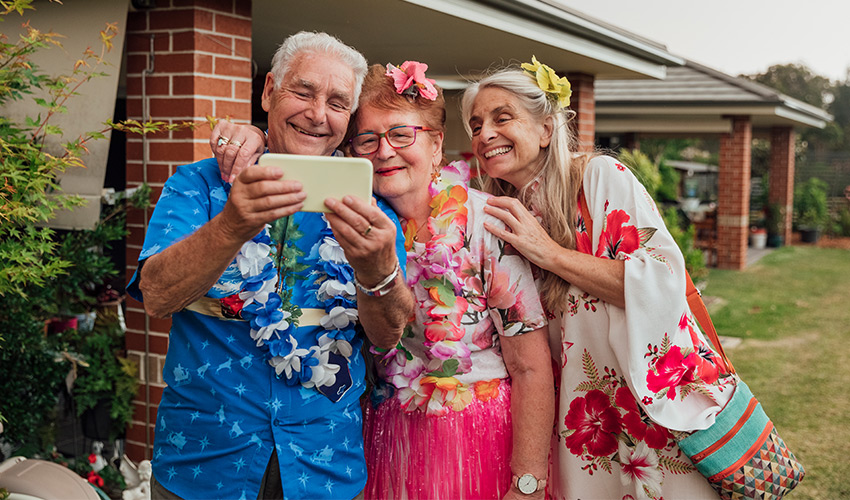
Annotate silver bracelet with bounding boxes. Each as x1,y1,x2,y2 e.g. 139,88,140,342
353,262,400,297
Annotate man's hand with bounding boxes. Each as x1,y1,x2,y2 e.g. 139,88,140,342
219,164,307,243
324,195,412,349
211,119,266,183
323,195,398,285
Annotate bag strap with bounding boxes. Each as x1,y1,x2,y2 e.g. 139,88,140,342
577,189,735,375
685,273,735,375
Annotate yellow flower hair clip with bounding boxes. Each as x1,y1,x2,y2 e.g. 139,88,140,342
521,56,572,109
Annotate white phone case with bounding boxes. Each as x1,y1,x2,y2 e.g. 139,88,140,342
258,153,373,213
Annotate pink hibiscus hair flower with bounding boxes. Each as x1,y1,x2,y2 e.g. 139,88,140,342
385,61,438,101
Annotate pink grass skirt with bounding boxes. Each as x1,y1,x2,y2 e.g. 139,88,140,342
363,379,513,500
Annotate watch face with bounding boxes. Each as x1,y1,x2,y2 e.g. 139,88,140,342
518,474,537,494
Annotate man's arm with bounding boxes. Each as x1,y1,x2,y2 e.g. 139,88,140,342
324,196,413,348
139,164,307,318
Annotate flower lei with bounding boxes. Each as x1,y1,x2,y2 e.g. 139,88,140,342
521,55,572,109
234,215,358,390
372,162,477,416
385,61,438,101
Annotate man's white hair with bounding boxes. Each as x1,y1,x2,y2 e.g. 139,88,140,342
270,31,368,111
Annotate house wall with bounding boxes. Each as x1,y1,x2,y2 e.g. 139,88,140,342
123,0,253,462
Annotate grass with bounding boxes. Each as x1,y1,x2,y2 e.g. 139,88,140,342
703,245,850,500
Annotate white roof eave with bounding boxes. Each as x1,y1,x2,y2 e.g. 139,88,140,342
597,103,829,129
403,0,674,79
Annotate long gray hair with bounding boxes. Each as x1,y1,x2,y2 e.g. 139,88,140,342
461,69,593,313
270,31,368,111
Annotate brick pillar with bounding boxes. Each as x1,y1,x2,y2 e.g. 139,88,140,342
716,116,752,269
769,126,795,243
566,72,595,152
124,0,252,461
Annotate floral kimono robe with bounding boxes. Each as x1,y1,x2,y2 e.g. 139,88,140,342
548,155,735,500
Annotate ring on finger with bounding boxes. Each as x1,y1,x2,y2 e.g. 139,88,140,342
362,225,372,237
216,136,230,147
229,140,243,148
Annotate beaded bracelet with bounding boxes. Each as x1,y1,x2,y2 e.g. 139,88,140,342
353,262,400,297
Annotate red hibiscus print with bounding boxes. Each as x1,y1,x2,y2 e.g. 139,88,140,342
615,387,672,449
685,321,721,384
564,390,622,457
596,210,640,259
576,214,593,255
678,312,689,331
646,346,697,400
687,348,720,385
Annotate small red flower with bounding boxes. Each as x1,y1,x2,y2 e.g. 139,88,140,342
87,453,97,464
86,471,104,487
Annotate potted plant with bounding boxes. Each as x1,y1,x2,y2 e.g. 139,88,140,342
794,178,829,244
766,203,786,247
69,304,138,443
749,226,767,249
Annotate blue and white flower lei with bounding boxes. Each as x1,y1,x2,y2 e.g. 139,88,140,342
236,217,359,390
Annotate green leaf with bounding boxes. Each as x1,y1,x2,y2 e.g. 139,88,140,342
421,277,456,307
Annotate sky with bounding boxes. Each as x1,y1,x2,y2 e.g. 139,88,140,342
561,0,850,82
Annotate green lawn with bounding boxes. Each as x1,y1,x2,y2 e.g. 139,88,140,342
703,246,850,500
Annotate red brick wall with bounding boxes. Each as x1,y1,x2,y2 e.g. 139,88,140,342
566,72,595,152
716,116,752,270
124,0,252,461
769,126,795,243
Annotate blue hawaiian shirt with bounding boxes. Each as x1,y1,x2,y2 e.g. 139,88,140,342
127,158,405,500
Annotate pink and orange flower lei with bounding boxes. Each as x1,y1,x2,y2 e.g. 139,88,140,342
376,161,488,415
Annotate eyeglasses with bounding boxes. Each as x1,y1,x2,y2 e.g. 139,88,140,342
349,125,435,156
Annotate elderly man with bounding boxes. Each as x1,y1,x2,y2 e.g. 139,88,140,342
128,32,412,500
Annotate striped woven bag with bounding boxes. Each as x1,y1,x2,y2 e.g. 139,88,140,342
678,274,805,499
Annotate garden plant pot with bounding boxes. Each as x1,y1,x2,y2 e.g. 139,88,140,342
749,231,767,249
767,233,784,248
799,228,820,243
81,398,112,441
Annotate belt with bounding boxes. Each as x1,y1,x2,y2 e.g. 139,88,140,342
184,296,326,327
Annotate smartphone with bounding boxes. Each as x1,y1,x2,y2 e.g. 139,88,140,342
258,153,373,213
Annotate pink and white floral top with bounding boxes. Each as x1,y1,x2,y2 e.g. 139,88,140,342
371,162,547,417
548,155,734,500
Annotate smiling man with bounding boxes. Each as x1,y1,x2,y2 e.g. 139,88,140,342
127,32,412,500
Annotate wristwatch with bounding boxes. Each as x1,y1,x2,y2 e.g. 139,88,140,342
512,473,546,495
